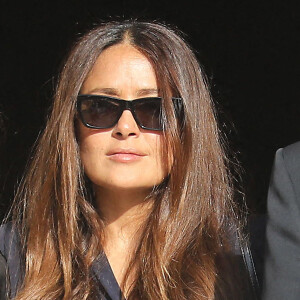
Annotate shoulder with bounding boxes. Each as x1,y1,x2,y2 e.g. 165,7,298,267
0,222,22,298
0,251,7,299
280,141,300,176
282,141,300,159
0,222,16,257
272,141,300,196
0,222,21,271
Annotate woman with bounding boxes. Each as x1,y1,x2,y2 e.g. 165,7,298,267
0,20,257,299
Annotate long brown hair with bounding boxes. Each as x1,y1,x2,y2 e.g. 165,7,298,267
10,20,246,299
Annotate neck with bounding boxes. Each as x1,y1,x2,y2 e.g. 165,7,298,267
94,186,153,244
94,187,154,291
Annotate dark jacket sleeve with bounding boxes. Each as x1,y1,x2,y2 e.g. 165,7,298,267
0,252,7,300
263,143,300,299
0,223,22,299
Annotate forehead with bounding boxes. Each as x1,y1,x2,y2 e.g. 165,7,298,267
81,43,159,96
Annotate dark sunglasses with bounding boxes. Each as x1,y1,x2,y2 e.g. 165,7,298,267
77,94,183,131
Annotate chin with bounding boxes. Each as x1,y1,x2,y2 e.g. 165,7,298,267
91,175,164,192
98,180,159,192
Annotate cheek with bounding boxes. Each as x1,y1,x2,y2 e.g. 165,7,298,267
79,137,110,188
78,127,107,172
80,136,105,154
152,135,173,174
146,135,171,177
78,122,106,153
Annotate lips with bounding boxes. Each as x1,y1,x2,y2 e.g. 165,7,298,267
107,148,147,162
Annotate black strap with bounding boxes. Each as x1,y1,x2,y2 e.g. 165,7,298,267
239,234,261,300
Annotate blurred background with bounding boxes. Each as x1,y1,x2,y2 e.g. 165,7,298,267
0,0,299,221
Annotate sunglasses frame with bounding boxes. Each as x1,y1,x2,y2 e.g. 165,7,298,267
77,94,183,131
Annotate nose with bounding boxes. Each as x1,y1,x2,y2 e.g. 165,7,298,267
112,110,140,138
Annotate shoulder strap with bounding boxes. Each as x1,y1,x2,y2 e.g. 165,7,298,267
238,232,261,300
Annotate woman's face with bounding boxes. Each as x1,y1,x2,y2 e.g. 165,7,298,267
78,43,169,195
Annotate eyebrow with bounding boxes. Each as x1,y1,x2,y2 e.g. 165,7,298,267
88,88,119,96
87,88,159,97
136,88,159,97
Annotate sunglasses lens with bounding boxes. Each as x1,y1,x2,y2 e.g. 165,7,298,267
80,98,120,128
134,100,163,130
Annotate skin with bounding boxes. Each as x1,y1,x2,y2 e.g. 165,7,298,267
78,42,169,288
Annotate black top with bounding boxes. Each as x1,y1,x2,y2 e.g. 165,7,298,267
0,223,123,300
0,222,259,299
91,254,123,299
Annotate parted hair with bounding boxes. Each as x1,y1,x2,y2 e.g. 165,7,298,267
11,20,246,299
